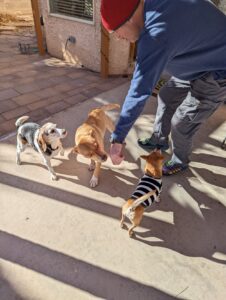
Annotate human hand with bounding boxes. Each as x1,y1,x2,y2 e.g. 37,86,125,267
110,143,125,165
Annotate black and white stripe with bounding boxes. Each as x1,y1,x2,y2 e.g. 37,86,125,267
131,174,162,208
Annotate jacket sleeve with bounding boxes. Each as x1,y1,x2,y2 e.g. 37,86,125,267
111,37,170,143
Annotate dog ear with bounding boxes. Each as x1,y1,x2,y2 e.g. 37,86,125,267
88,129,95,138
38,128,47,152
140,155,148,160
73,146,79,153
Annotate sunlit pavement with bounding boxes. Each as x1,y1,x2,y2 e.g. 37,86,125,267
0,83,226,300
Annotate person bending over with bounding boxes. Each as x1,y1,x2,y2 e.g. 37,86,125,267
101,0,226,175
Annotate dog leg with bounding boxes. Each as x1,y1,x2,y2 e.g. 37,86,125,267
36,143,58,180
88,159,95,171
128,224,137,237
90,162,101,188
43,156,58,180
16,144,22,165
120,213,125,228
155,195,161,203
16,134,26,165
128,211,143,237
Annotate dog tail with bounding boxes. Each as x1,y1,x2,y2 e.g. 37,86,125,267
15,116,30,128
131,190,156,210
101,103,120,111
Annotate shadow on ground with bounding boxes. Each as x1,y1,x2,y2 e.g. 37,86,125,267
0,231,176,299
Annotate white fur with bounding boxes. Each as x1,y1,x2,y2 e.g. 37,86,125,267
88,160,96,171
90,175,98,188
16,119,67,181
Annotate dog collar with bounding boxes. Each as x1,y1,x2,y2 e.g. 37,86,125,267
45,144,59,156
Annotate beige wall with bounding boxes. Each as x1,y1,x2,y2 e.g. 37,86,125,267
219,0,226,13
39,0,226,75
0,0,32,15
39,0,131,75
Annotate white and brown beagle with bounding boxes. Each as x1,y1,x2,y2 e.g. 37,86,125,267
15,116,67,180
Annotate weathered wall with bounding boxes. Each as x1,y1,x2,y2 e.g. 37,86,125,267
219,0,226,13
39,0,130,75
0,0,32,15
39,0,226,75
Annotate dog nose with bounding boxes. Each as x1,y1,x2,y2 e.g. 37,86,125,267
101,154,108,162
62,129,67,135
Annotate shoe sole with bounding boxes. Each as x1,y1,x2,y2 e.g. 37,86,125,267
138,142,169,151
163,165,188,176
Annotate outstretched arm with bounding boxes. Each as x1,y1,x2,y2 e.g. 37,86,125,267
111,37,170,143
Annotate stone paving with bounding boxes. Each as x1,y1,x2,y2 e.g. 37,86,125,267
0,32,127,137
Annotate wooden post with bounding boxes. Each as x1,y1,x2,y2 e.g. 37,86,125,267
30,0,45,56
100,24,109,78
129,42,137,65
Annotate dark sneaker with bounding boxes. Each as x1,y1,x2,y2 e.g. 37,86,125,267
138,137,169,151
163,160,188,176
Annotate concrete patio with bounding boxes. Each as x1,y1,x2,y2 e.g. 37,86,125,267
1,77,226,299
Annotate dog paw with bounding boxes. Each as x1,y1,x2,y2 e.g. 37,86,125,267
88,161,95,171
90,176,98,188
16,159,21,165
129,231,134,238
51,174,58,181
155,197,161,203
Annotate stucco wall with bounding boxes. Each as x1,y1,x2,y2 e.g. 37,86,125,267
219,0,226,13
39,0,130,75
0,0,32,15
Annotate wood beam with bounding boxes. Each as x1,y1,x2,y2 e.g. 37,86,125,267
30,0,45,56
100,25,109,78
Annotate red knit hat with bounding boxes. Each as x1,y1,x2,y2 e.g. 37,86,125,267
101,0,141,32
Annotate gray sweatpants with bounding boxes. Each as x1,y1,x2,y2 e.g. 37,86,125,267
151,73,226,165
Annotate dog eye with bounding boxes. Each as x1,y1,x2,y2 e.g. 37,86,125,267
50,129,55,134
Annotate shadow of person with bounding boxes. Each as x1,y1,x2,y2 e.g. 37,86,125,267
190,166,226,189
192,152,226,170
52,148,141,198
125,167,226,265
17,145,144,199
0,267,25,300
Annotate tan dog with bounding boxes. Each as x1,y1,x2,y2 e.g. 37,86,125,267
120,149,164,237
74,103,120,187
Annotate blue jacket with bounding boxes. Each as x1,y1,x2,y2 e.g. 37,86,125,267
111,0,226,143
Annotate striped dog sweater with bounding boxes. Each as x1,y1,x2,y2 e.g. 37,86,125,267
131,174,162,208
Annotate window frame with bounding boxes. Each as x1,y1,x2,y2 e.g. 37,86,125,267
48,0,95,25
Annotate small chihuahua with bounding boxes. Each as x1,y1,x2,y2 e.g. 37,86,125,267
73,103,120,188
15,116,67,180
120,149,164,237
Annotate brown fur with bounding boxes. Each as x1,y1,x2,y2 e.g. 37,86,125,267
120,149,164,237
74,103,120,188
18,134,27,145
38,127,47,152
